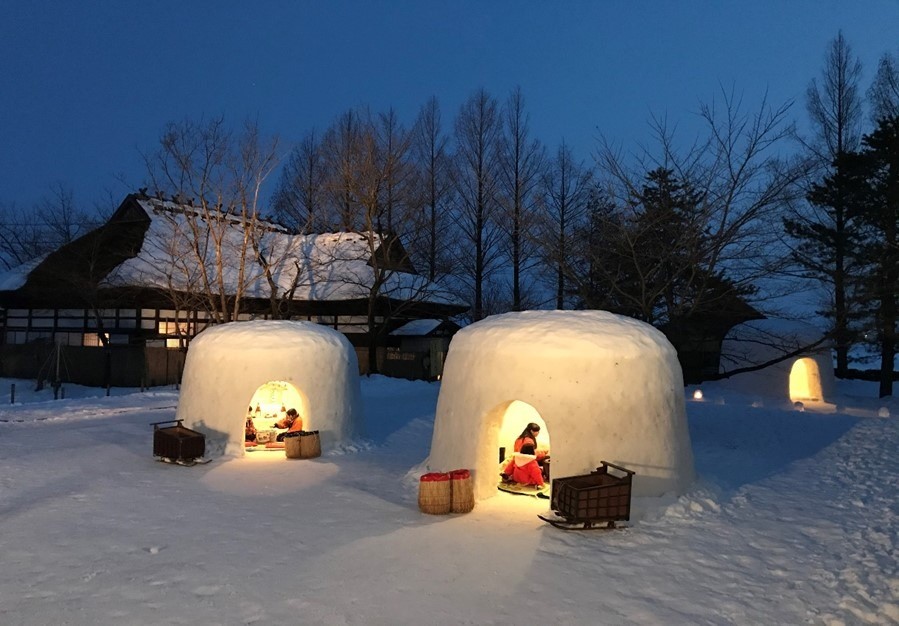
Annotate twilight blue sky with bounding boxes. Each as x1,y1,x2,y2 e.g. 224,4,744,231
2,1,898,213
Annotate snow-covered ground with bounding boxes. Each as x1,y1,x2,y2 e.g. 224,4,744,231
0,376,896,625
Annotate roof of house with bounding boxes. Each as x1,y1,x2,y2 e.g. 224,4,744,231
390,319,448,336
0,193,467,315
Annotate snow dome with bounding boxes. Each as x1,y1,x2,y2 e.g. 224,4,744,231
719,318,835,403
176,320,362,456
427,310,695,500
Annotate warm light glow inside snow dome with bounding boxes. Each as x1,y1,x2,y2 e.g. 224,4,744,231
495,400,552,461
427,310,695,501
176,320,362,457
789,357,823,402
247,381,308,423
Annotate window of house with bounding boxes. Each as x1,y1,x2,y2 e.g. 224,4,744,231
82,333,108,347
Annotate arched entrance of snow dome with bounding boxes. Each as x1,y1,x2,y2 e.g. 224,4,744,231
427,311,696,501
789,357,823,402
244,380,311,450
490,400,552,485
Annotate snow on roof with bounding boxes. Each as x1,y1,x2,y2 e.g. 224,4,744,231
0,254,48,291
99,198,464,307
389,319,443,336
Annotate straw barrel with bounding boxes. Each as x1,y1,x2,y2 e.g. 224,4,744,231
299,431,322,459
450,469,474,513
284,434,302,459
418,472,451,514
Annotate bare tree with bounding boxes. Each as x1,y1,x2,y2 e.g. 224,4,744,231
270,129,325,232
323,116,455,374
321,109,365,231
585,88,803,329
451,88,504,321
142,116,281,323
804,31,864,163
868,51,899,122
498,87,546,311
410,96,452,281
377,108,415,234
538,142,593,309
0,183,100,269
785,32,865,377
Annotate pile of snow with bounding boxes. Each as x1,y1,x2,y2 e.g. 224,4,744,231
0,375,897,623
428,310,694,499
176,320,362,455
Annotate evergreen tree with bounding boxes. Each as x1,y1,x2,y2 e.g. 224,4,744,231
787,32,864,376
850,116,899,397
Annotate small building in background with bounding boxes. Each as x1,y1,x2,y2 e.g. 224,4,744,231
384,319,461,381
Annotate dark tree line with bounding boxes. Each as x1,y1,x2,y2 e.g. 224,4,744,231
785,33,899,396
4,34,899,390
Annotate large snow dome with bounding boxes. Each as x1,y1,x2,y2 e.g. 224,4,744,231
719,318,835,403
427,310,695,500
176,320,362,456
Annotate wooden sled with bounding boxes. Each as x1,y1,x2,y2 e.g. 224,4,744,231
539,461,635,530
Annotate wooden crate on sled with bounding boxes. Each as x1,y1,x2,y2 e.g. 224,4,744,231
540,461,635,530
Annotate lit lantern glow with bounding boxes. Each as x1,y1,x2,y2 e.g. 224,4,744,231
497,400,551,458
692,389,703,400
248,380,308,424
789,358,823,402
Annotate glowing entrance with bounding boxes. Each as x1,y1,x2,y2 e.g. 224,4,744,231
497,400,551,458
485,400,552,492
789,358,822,402
244,381,309,451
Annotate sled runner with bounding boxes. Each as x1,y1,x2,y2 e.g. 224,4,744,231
156,455,212,467
538,461,635,530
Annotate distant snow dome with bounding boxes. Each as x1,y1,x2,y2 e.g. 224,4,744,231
176,320,362,457
720,318,835,403
427,310,695,500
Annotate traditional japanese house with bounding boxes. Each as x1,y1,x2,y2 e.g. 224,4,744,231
0,192,467,386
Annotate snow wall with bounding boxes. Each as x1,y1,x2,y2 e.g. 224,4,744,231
176,320,362,456
719,319,835,403
427,310,695,500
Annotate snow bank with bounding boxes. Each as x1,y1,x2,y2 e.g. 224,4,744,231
175,320,362,456
427,310,695,499
720,318,835,402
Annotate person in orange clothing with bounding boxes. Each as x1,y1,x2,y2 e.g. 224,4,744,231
514,422,550,478
500,443,545,488
274,408,303,441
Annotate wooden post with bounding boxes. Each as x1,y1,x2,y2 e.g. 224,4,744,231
10,383,15,405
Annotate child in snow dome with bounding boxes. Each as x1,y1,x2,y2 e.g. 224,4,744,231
501,443,545,488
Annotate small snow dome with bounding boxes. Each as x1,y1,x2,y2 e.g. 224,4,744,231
720,319,835,403
427,310,695,500
176,320,362,456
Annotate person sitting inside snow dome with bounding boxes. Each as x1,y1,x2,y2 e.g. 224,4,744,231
273,408,303,441
245,415,257,442
514,422,550,477
500,443,545,488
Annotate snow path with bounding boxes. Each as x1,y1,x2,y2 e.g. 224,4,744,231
0,378,897,624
